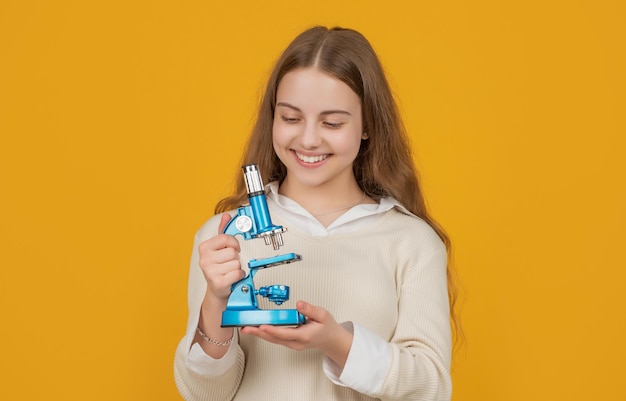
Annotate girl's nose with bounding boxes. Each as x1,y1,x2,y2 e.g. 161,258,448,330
299,122,322,149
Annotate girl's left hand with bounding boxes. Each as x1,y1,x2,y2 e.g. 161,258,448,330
240,301,353,369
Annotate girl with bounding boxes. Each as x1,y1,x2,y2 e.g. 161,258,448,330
174,26,458,401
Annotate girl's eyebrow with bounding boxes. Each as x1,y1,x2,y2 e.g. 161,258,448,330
276,101,352,116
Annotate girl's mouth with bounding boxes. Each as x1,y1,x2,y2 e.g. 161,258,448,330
294,151,329,164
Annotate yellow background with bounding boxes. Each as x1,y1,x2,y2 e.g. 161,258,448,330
1,0,624,400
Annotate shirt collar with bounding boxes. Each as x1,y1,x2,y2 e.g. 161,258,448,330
265,181,413,236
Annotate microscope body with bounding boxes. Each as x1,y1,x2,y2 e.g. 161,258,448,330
220,164,305,327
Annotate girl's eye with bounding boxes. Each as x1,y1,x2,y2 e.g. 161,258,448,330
323,122,344,129
281,116,300,123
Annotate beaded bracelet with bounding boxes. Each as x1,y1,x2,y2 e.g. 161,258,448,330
196,327,234,347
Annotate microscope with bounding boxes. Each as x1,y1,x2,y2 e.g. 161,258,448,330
220,164,305,327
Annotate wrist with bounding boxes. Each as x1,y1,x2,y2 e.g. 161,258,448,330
196,326,234,347
196,291,232,337
198,297,228,332
202,291,228,310
323,323,353,369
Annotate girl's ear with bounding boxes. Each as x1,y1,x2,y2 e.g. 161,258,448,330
362,132,369,140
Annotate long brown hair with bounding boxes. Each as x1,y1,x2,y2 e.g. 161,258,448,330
215,26,461,343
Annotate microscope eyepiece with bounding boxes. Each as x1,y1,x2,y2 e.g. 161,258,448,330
243,164,264,196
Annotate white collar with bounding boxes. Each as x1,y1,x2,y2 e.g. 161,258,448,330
265,181,413,237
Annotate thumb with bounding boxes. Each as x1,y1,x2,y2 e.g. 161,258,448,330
218,213,232,234
297,301,327,323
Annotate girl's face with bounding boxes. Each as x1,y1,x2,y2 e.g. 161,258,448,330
272,67,365,191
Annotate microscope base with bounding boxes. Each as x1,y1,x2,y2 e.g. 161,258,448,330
221,309,305,327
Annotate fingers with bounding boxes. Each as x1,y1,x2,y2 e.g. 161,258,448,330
241,302,332,341
241,325,308,350
296,301,327,323
217,213,232,234
198,213,244,299
198,214,240,255
241,305,351,363
199,243,240,266
210,268,246,290
199,213,239,254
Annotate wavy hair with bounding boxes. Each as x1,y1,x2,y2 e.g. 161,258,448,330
215,26,461,344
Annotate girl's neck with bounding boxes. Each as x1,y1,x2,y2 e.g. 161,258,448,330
278,176,375,226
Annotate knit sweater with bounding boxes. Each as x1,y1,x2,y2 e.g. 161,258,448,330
174,206,452,401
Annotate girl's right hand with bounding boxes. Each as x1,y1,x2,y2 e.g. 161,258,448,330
198,213,246,300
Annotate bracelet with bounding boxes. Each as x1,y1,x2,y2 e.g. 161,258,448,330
196,327,234,347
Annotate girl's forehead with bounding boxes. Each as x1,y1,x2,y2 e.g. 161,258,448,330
276,68,360,113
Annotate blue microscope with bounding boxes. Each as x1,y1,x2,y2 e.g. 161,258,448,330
220,164,305,327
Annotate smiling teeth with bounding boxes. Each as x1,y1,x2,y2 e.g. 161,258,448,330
296,153,328,163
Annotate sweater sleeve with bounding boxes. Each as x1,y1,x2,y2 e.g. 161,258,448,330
173,217,246,400
174,337,246,400
378,231,452,401
322,321,392,393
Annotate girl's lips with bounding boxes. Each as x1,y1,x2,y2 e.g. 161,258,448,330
292,150,330,165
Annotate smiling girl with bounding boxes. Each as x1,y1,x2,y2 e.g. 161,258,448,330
174,26,458,401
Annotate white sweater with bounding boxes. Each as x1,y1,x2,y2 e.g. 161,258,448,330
174,200,452,401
